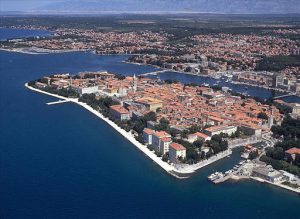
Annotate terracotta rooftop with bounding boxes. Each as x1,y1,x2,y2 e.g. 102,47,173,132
285,147,300,155
110,105,129,114
170,143,186,151
143,128,154,135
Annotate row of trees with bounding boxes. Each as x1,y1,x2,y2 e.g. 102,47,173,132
260,155,300,177
271,116,300,148
262,116,300,177
79,94,119,117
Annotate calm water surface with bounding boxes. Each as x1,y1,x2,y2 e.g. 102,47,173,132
0,28,51,41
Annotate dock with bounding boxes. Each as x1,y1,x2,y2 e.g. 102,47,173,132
139,70,169,76
46,100,71,105
273,93,296,100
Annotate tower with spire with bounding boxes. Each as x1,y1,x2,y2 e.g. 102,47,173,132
132,73,137,93
268,106,274,128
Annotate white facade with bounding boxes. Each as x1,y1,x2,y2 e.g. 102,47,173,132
77,86,99,95
204,125,237,137
159,139,171,155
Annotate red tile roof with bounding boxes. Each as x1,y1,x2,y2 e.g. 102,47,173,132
110,105,129,114
285,147,300,155
170,143,186,151
161,137,172,142
143,128,154,135
194,132,209,139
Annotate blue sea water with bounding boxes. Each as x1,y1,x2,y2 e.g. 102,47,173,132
0,28,51,41
1,50,300,219
0,30,299,218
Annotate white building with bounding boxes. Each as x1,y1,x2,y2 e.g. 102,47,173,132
159,137,172,155
204,125,237,137
76,86,99,95
152,131,171,153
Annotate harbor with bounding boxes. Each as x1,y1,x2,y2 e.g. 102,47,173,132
208,159,300,194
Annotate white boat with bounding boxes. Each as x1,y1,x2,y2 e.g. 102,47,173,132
208,172,220,180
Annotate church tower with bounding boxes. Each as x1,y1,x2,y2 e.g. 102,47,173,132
268,106,274,128
132,73,137,92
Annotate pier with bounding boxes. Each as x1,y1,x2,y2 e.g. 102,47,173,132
139,70,169,76
273,93,296,100
46,100,71,105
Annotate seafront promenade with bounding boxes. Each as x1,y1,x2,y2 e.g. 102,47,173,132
25,83,235,178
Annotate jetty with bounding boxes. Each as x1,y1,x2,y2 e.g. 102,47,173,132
273,93,296,100
46,100,71,105
140,70,169,76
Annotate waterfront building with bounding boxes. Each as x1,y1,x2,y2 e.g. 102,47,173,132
169,143,186,163
143,128,154,145
252,166,284,183
152,131,171,153
109,105,130,121
159,137,172,155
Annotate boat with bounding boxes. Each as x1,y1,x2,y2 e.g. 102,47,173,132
241,152,249,159
208,172,220,181
202,83,209,87
208,172,224,182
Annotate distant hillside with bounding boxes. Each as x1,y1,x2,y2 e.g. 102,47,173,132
38,0,300,14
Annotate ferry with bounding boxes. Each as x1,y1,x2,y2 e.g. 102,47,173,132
208,172,224,182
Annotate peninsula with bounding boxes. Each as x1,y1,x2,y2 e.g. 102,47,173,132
26,70,291,180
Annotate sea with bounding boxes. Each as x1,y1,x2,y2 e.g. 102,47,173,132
0,28,299,219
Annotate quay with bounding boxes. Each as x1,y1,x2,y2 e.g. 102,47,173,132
208,160,300,194
273,93,296,100
139,70,169,76
46,100,71,105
